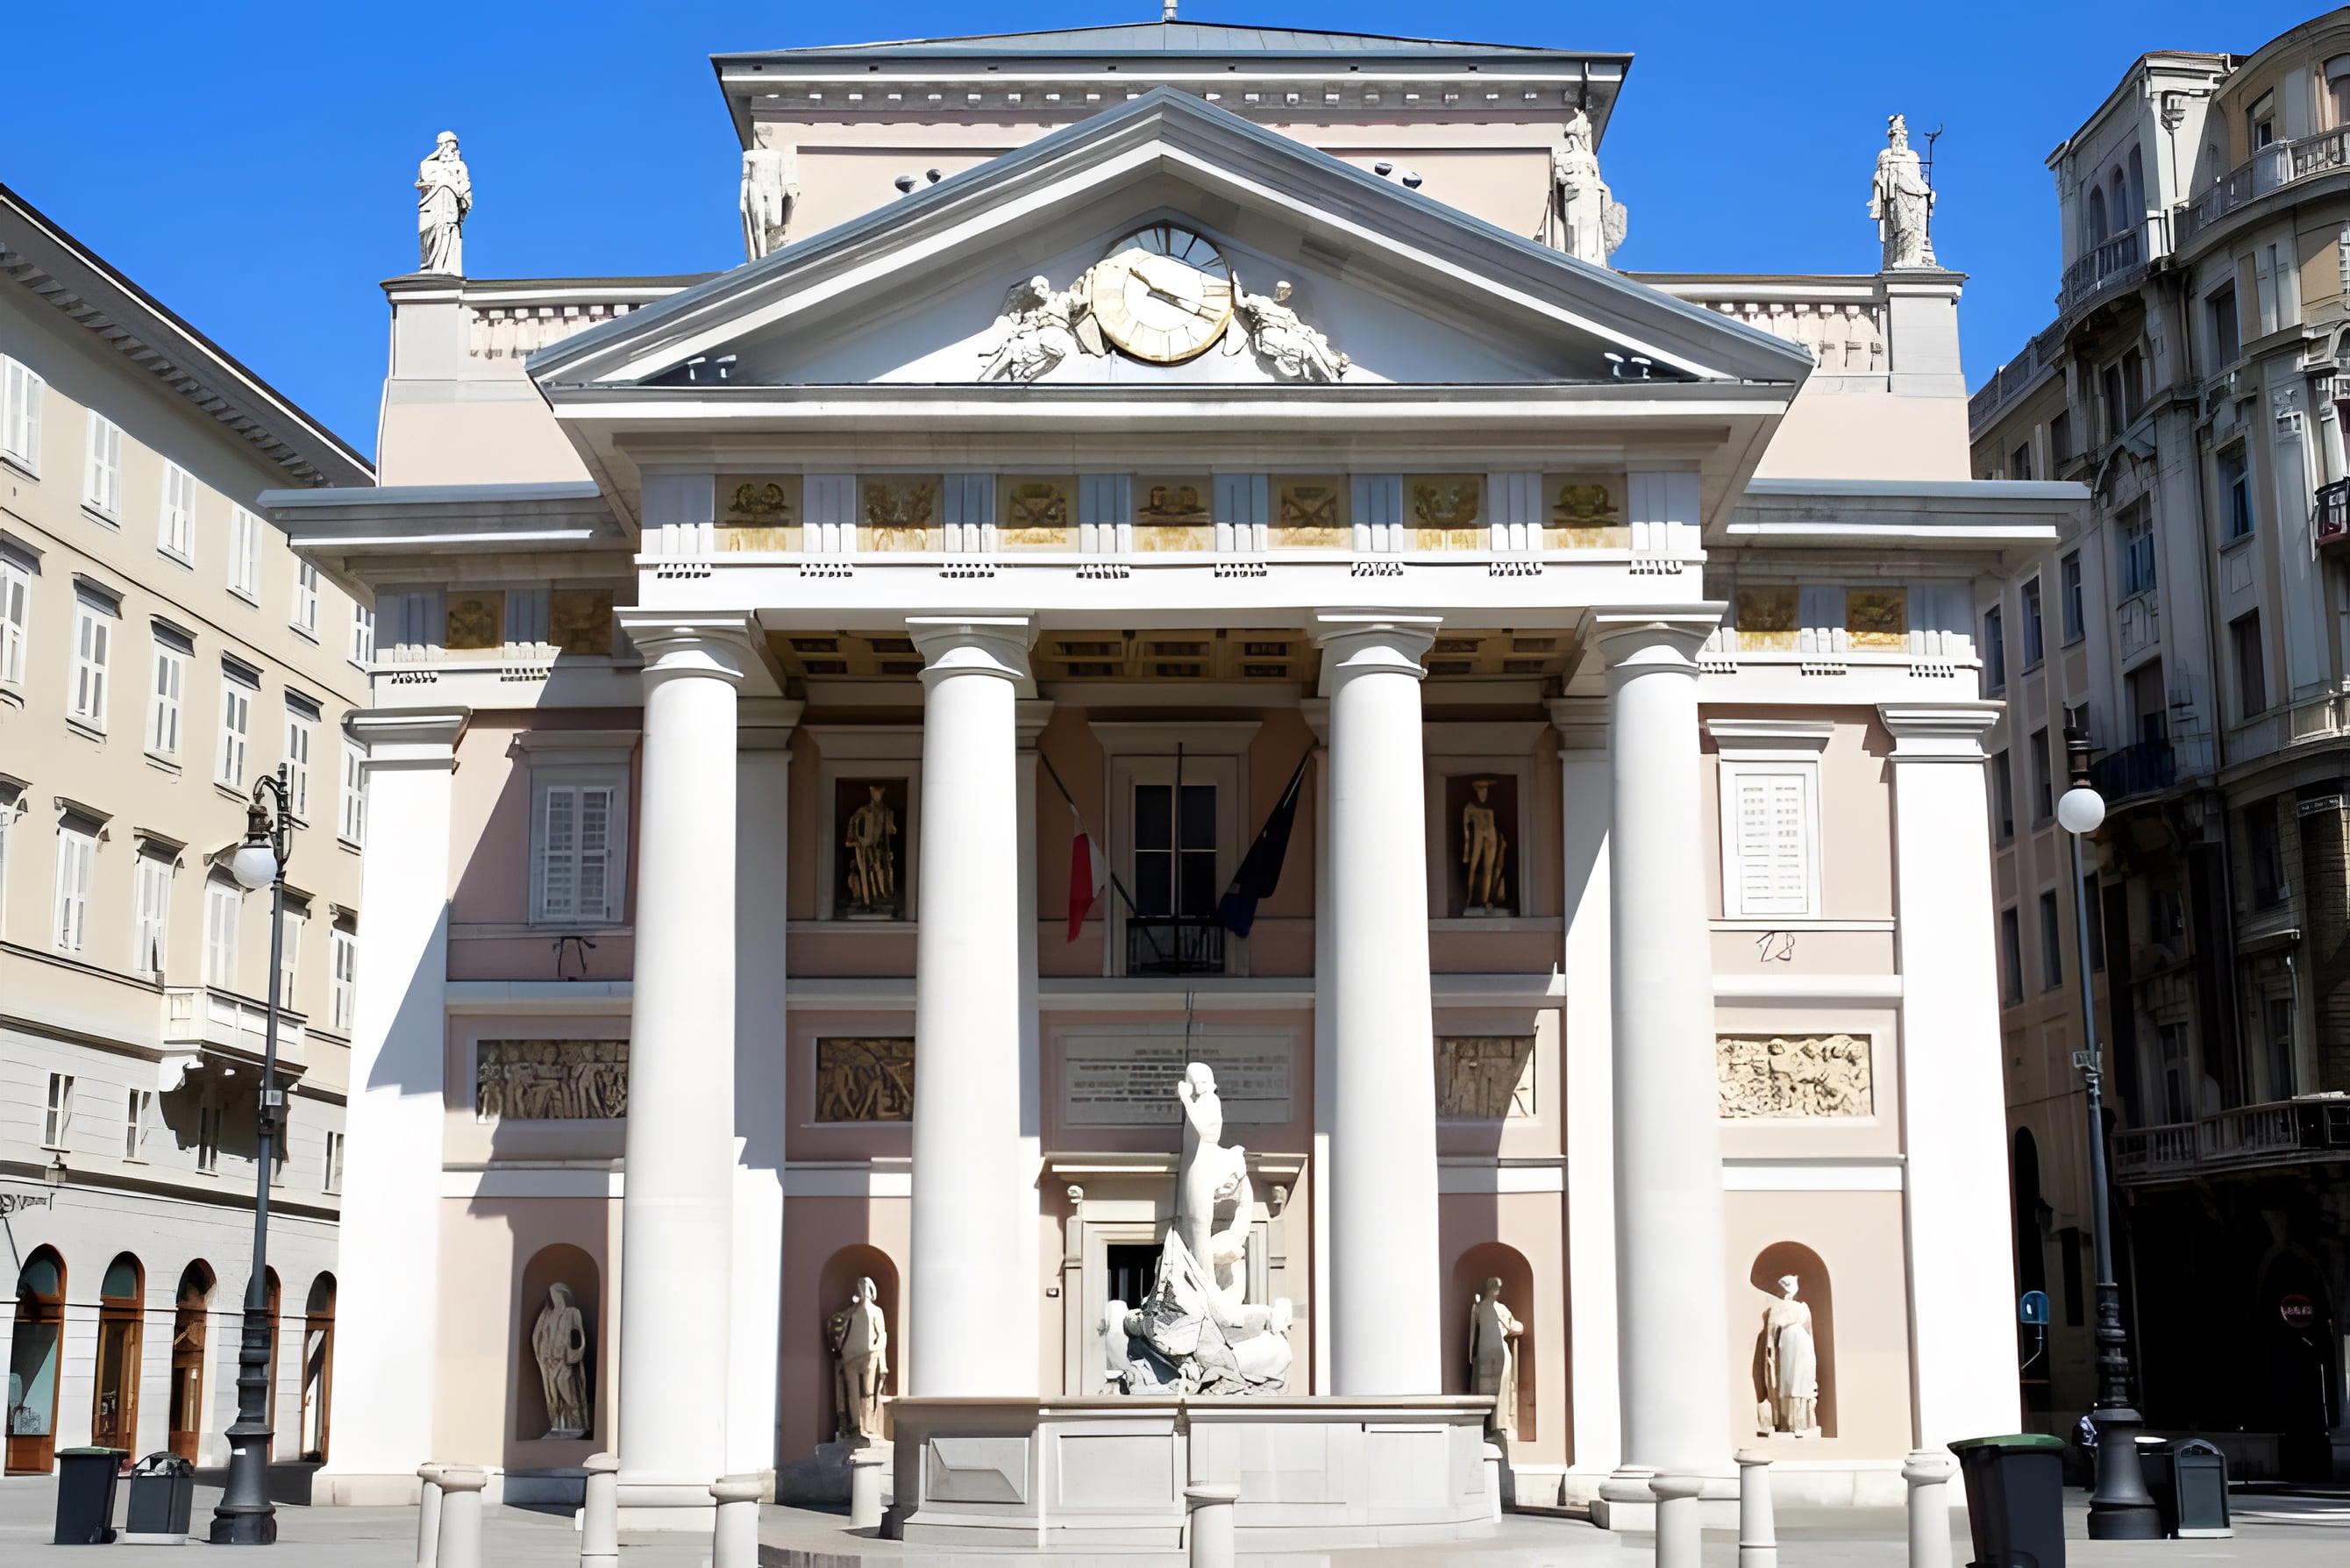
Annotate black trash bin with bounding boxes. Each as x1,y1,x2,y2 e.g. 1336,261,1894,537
1948,1433,2067,1568
51,1446,125,1544
124,1450,197,1543
2167,1439,2232,1539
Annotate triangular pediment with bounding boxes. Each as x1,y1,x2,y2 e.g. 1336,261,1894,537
531,89,1810,394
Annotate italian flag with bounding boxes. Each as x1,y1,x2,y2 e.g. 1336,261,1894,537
1068,830,1107,941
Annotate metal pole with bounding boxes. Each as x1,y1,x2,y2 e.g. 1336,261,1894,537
211,770,290,1544
2064,731,2159,1540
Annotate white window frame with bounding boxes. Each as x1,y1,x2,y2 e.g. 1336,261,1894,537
285,706,316,820
531,776,628,925
350,600,375,666
292,560,319,636
330,926,358,1033
339,741,367,844
1093,721,1252,979
53,820,96,951
205,876,241,990
83,412,122,519
148,637,186,756
133,849,172,978
217,675,253,788
1708,720,1834,922
0,551,28,686
228,506,261,600
1,354,44,473
159,460,196,560
124,1087,151,1162
43,1072,75,1150
69,596,112,729
279,906,304,1009
322,1128,345,1194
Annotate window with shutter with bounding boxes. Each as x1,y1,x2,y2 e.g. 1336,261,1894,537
535,782,620,923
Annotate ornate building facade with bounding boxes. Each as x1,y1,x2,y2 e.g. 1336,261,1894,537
281,22,2073,1534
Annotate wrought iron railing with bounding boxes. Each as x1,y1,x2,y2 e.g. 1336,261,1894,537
2112,1097,2350,1179
2087,738,2176,802
2060,228,2145,315
2178,128,2350,241
1125,915,1226,976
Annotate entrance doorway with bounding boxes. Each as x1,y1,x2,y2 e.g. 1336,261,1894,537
6,1247,67,1474
300,1273,336,1463
91,1255,146,1463
168,1262,215,1462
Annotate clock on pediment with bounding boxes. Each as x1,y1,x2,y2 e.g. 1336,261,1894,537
1086,224,1235,365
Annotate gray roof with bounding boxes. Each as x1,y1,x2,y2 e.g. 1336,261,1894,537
719,21,1605,61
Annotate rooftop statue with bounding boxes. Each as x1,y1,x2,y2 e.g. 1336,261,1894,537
1549,109,1627,267
740,125,798,261
416,132,471,276
1870,114,1938,271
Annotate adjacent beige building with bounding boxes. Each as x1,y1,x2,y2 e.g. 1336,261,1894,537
0,182,372,1474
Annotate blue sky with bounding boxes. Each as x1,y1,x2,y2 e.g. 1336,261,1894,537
4,2,2316,460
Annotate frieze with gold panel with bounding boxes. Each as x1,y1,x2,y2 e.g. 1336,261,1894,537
1406,474,1484,550
1271,476,1349,548
717,474,802,552
998,476,1078,550
1133,475,1214,551
1543,472,1630,549
859,476,943,552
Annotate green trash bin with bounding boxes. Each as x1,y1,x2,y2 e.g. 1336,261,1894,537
52,1446,125,1544
1948,1433,2067,1568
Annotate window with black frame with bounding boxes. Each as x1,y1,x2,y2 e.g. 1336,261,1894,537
1130,780,1221,974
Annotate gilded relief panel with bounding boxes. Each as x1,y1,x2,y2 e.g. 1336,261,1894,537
1734,586,1800,652
444,590,504,652
716,474,801,552
998,477,1078,550
1407,474,1484,549
815,1037,915,1123
1845,588,1908,650
549,588,615,656
1715,1034,1873,1118
1543,473,1630,549
1271,476,1348,548
859,477,942,551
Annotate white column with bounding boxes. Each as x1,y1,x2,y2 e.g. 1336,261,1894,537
616,615,757,1518
1014,698,1054,1396
1589,610,1730,1493
729,698,801,1475
905,617,1035,1395
318,706,466,1502
1300,701,1333,1393
1550,698,1621,1481
1881,702,2019,1448
1314,612,1443,1395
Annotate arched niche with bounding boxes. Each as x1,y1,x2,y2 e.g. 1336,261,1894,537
1448,1240,1537,1443
7,1247,67,1474
816,1245,901,1443
93,1253,146,1458
515,1245,600,1443
1748,1242,1836,1440
168,1261,215,1461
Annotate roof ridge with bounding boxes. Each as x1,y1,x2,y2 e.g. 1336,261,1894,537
721,21,1586,58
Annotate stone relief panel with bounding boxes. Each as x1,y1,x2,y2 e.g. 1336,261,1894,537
1407,474,1485,550
1544,473,1629,549
1716,1034,1873,1119
815,1037,915,1123
1436,1036,1537,1121
716,474,801,552
476,1040,629,1120
1272,476,1347,548
859,477,941,551
548,589,615,656
997,477,1077,550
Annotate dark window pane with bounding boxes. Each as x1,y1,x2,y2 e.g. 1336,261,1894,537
1136,785,1170,851
1179,783,1215,846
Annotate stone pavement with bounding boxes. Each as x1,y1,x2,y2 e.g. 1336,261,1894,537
1,1479,2344,1565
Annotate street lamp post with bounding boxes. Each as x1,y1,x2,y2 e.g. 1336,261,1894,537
210,765,295,1546
2056,729,2160,1541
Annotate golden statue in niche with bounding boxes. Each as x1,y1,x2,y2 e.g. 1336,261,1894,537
843,782,901,917
1461,777,1509,913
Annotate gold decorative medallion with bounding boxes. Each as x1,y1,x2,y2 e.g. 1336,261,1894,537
1086,223,1235,364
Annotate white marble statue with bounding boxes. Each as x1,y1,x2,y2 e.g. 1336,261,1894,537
978,274,1102,382
739,124,797,260
1549,109,1628,266
416,132,472,276
1174,1062,1227,1267
1759,1274,1819,1436
827,1276,888,1444
1228,276,1348,382
530,1282,589,1438
1467,1278,1524,1440
1869,115,1938,271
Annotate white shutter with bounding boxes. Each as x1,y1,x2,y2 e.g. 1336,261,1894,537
2,356,44,469
538,786,580,919
576,785,614,921
1728,768,1814,917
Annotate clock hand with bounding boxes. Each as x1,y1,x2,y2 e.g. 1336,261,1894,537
1124,267,1219,320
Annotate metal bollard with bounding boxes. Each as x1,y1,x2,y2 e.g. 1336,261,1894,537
1185,1483,1240,1568
415,1464,446,1568
1903,1449,1956,1568
848,1447,887,1531
435,1465,488,1568
1734,1450,1777,1568
1649,1472,1705,1568
580,1452,619,1568
711,1473,764,1568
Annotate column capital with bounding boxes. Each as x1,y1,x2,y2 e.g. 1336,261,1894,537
1015,698,1056,748
1878,702,2001,762
618,611,761,684
1313,612,1442,688
1580,605,1725,671
346,705,470,768
738,698,804,752
907,615,1036,688
1548,696,1607,750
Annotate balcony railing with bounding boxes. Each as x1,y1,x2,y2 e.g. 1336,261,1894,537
2319,479,2350,549
2111,1096,2350,1180
161,986,309,1079
2060,227,2146,316
1969,319,2069,431
2088,737,2176,802
1125,915,1227,977
2178,128,2350,242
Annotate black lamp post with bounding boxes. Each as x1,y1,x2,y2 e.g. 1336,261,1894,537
210,765,294,1546
2056,729,2160,1540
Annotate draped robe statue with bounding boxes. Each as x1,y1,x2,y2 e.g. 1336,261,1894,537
531,1282,589,1438
416,132,471,275
828,1277,888,1444
1549,109,1628,266
1870,115,1938,270
1760,1274,1819,1436
1467,1278,1524,1440
739,124,797,260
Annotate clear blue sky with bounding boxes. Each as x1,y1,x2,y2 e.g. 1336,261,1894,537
4,2,2316,461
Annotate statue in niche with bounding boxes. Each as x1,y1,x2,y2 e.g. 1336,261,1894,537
531,1283,590,1438
840,782,901,918
1549,109,1628,266
1869,115,1939,271
739,124,797,260
1467,1278,1525,1441
416,132,472,275
1227,276,1348,382
1758,1275,1819,1437
978,275,1103,382
827,1277,888,1445
1101,1062,1293,1396
1461,778,1510,914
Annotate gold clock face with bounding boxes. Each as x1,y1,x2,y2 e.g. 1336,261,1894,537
1087,224,1234,364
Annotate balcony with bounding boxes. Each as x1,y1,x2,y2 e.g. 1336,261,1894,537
2318,479,2350,549
2111,1096,2350,1182
160,986,309,1086
1125,915,1226,977
2088,737,2176,802
1968,319,2068,432
2178,127,2350,243
2059,226,2147,317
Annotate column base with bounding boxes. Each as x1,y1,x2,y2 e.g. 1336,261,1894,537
616,1481,718,1531
1589,1468,1739,1532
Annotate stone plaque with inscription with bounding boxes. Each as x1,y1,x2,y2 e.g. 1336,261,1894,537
1061,1034,1293,1126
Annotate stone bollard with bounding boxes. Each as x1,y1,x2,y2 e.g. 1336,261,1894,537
436,1465,489,1568
1904,1449,1956,1568
415,1464,447,1568
1649,1472,1705,1568
1185,1483,1241,1568
1734,1450,1777,1568
848,1447,887,1531
580,1452,619,1568
1482,1442,1506,1523
711,1473,764,1568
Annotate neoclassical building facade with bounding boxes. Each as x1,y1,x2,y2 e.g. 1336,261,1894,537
275,22,2076,1530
